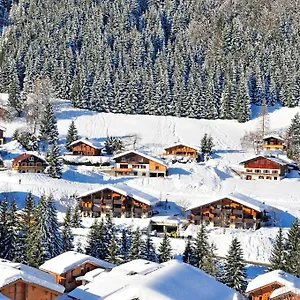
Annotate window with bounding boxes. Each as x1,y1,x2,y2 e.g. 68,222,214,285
255,169,260,173
274,177,278,180
139,157,144,163
246,169,252,172
272,170,278,174
142,172,146,176
155,166,160,170
29,156,34,161
263,170,269,173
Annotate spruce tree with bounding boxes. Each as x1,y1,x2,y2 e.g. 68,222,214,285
220,237,247,294
76,240,84,254
46,143,63,179
158,232,172,263
269,228,285,271
284,218,300,276
193,224,210,269
128,227,142,261
5,200,18,261
183,239,194,264
119,228,130,263
106,231,120,265
0,199,9,258
286,113,300,162
141,233,157,262
62,207,74,252
72,202,82,228
65,120,78,151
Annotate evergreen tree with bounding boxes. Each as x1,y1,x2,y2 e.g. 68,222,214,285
284,218,300,276
65,120,78,151
269,228,285,271
39,101,58,149
158,232,172,263
0,199,9,258
5,199,18,261
62,206,74,252
106,231,121,265
286,113,300,162
220,237,247,294
119,228,130,263
141,233,157,262
45,143,63,179
128,227,142,261
183,239,194,264
200,134,214,161
72,202,82,228
76,240,84,254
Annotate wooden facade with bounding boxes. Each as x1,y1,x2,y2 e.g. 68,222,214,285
164,144,198,158
113,151,167,177
70,140,101,156
241,156,288,180
42,262,99,293
189,197,268,230
79,187,152,218
0,279,62,300
0,127,4,145
12,154,47,173
263,136,286,151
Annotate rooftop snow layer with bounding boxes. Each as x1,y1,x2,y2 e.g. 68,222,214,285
187,192,268,213
270,285,300,298
240,155,288,166
39,251,114,275
77,183,159,206
164,143,199,151
263,134,285,141
69,139,103,150
246,270,300,293
113,149,167,167
0,259,64,294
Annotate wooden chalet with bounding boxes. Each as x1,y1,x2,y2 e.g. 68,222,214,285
164,143,198,159
69,139,102,156
246,270,300,300
40,251,114,293
78,184,158,218
240,156,288,180
263,135,286,151
0,259,64,300
188,193,269,230
0,126,5,145
112,150,167,177
12,153,47,173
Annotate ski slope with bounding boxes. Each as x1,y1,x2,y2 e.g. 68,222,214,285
1,98,300,264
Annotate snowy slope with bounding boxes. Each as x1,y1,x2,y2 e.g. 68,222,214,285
1,99,300,264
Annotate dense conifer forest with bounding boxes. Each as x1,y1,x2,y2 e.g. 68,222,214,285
0,0,300,121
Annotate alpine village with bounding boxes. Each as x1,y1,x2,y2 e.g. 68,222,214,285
1,1,300,300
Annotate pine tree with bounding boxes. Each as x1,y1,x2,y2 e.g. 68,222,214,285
45,143,63,179
65,120,78,151
183,239,194,264
141,233,157,262
158,232,172,263
0,199,9,258
14,192,35,263
106,231,121,265
286,113,300,162
76,240,84,254
119,228,130,263
284,218,300,276
72,202,82,228
128,227,142,261
62,207,74,252
200,134,214,161
220,237,247,294
269,228,285,271
5,200,18,261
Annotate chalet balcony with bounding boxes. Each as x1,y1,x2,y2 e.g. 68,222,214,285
113,207,122,213
202,216,210,221
232,209,243,215
93,198,102,204
113,199,123,205
211,217,222,222
211,208,221,214
82,206,92,211
93,205,102,212
233,218,243,223
135,207,143,213
222,209,232,214
244,218,254,224
103,199,112,205
193,215,202,221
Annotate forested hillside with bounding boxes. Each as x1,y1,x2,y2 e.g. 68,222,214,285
0,0,300,121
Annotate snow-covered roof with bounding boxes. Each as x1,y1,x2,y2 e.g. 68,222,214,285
77,184,159,206
240,155,288,166
39,251,114,275
13,152,47,163
0,259,64,294
69,260,244,300
263,134,285,142
246,270,300,294
69,139,103,150
76,268,106,283
187,193,268,213
113,150,167,167
164,143,199,151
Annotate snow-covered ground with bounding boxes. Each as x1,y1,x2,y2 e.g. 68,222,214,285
1,99,300,265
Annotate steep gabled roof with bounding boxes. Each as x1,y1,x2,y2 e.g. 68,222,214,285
0,259,64,294
263,134,285,142
246,270,300,295
113,150,167,167
13,153,46,163
39,251,114,275
240,155,287,166
69,139,102,150
164,143,199,152
77,184,159,206
187,193,268,213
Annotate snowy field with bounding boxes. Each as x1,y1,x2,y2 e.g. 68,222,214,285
1,99,300,265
